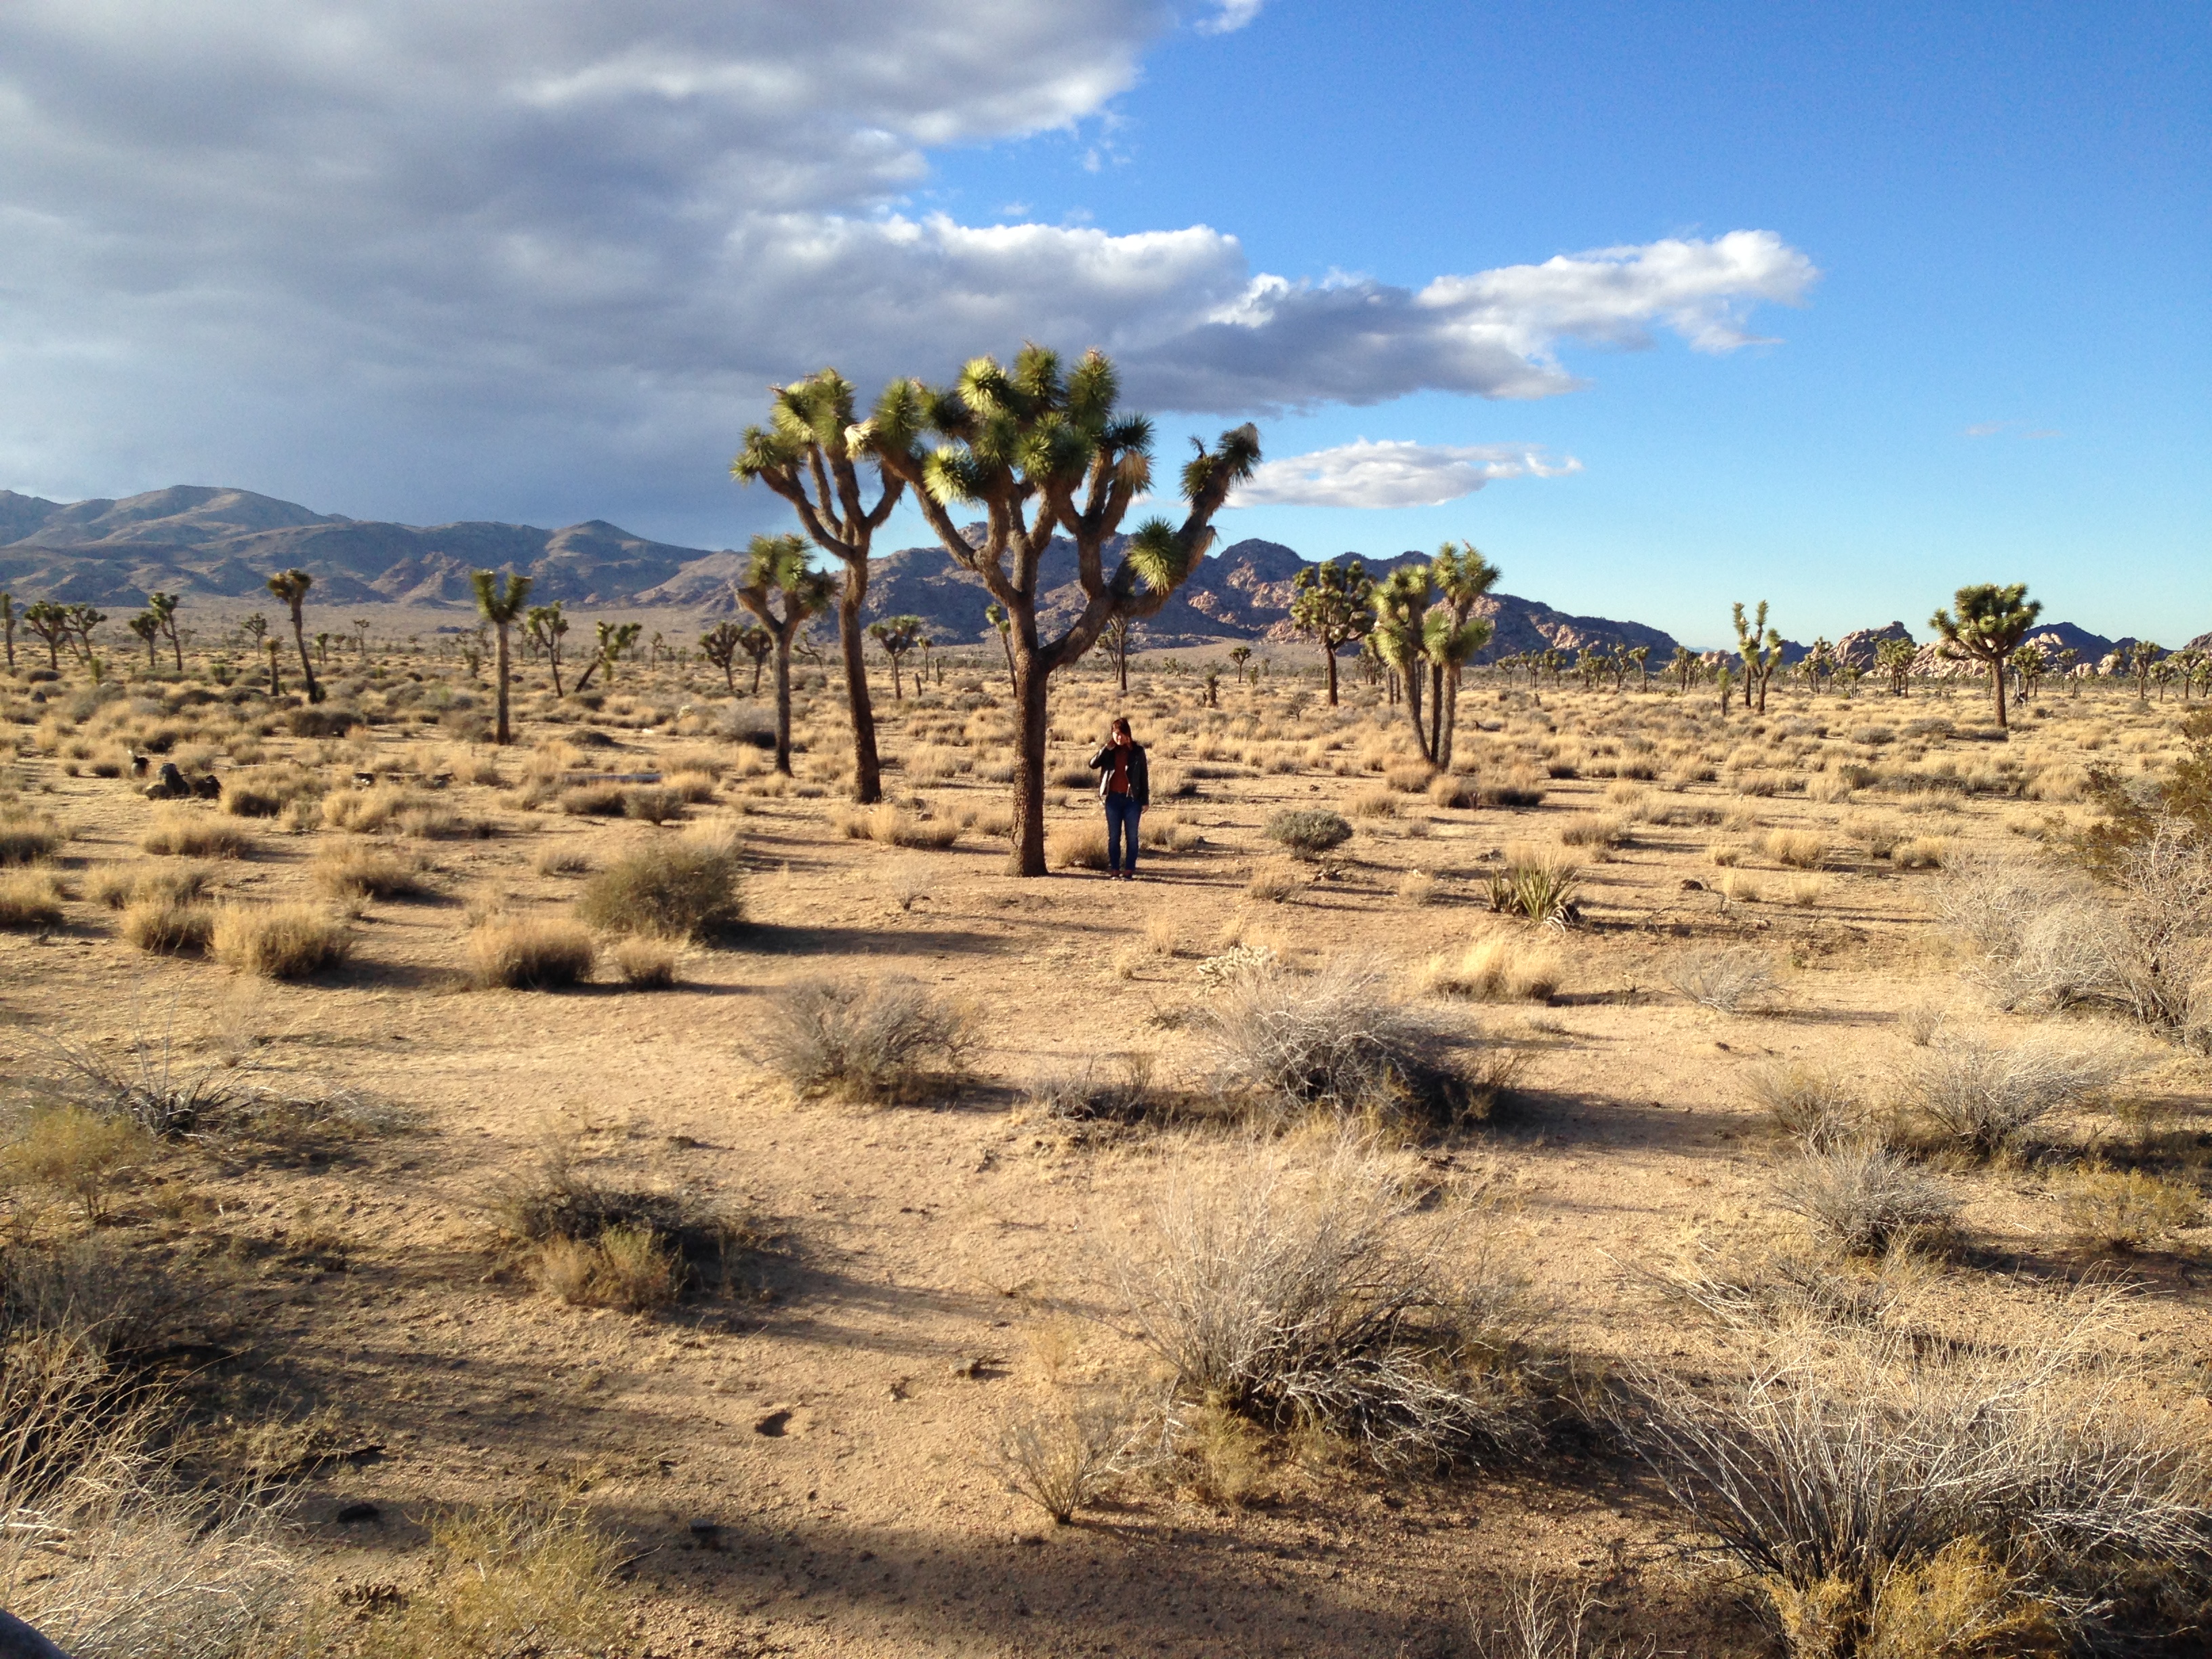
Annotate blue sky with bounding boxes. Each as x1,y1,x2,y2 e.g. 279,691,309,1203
0,1,2203,646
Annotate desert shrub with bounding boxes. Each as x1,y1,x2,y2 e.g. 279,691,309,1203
1265,808,1352,860
1385,760,1435,792
1666,947,1778,1012
1486,857,1579,927
3,1106,156,1223
1428,773,1475,809
119,897,214,956
1395,869,1438,905
209,903,350,979
320,783,423,832
531,843,592,876
2054,1164,2202,1251
1898,1033,2137,1157
1629,1303,2207,1658
991,1388,1144,1525
1244,859,1300,903
139,811,250,859
1555,813,1629,851
533,1225,678,1311
1775,1144,1959,1255
1889,835,1948,869
1027,1052,1160,1124
1046,821,1108,869
352,1504,624,1659
285,705,360,738
867,804,958,849
0,868,65,931
0,812,66,865
1745,1064,1860,1151
758,977,975,1103
1348,785,1399,819
611,935,678,989
1115,1140,1539,1469
621,784,687,824
1197,958,1491,1127
310,841,430,900
574,835,741,939
556,782,626,816
467,918,596,989
1761,827,1828,868
663,769,718,803
1477,774,1547,808
1422,933,1562,1003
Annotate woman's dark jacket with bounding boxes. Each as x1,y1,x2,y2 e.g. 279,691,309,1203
1088,741,1149,807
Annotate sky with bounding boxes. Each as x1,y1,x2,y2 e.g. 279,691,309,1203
0,0,2204,647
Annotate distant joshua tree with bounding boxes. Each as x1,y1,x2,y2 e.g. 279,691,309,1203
266,569,322,703
867,614,926,701
735,535,836,775
470,569,533,745
1876,637,1916,697
1668,644,1698,695
1227,644,1253,685
1731,601,1785,714
573,621,640,694
22,601,69,672
1288,556,1375,705
0,594,13,670
699,620,745,695
128,610,161,668
737,620,773,695
1101,613,1135,693
526,602,569,695
1930,583,2042,729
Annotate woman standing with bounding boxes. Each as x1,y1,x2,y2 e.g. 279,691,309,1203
1088,716,1150,880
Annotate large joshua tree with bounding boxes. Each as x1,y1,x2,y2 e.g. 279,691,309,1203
1427,541,1500,764
1731,600,1785,714
470,569,533,745
1292,558,1377,708
734,535,836,776
266,569,321,702
869,346,1258,877
731,370,908,804
1931,581,2042,729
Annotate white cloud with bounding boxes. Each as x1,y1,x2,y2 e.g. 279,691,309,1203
0,1,1811,543
1197,0,1266,33
1234,438,1582,508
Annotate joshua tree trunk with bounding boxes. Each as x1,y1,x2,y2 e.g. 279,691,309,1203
1008,642,1052,879
771,630,796,775
493,623,512,743
1988,658,2007,729
835,585,882,802
1322,646,1338,705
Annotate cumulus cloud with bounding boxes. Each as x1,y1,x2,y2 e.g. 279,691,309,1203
1198,0,1267,33
1234,439,1582,508
0,0,1811,541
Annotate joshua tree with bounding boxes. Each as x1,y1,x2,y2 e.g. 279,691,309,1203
2056,647,2081,696
734,534,835,775
1668,644,1697,695
470,569,533,744
732,369,913,805
869,346,1258,876
1288,556,1374,705
1876,637,1917,697
700,621,745,695
144,591,183,671
1716,662,1734,713
737,621,773,695
867,615,926,701
2129,641,2162,704
0,594,12,670
572,621,640,693
1101,613,1134,692
22,601,69,671
1202,662,1222,708
350,617,372,665
1730,601,1786,714
1626,644,1652,691
1227,644,1253,687
128,611,161,668
59,605,105,665
2009,641,2049,705
264,638,283,696
525,602,570,695
266,569,321,703
1930,583,2043,730
1372,565,1437,758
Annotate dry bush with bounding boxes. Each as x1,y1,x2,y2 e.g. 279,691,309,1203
555,781,626,816
3,1107,156,1223
139,811,250,859
209,903,350,979
1385,760,1435,792
531,842,592,876
1469,1578,1647,1659
1890,835,1949,869
1665,947,1779,1012
1555,813,1629,851
1143,913,1181,957
321,782,422,832
611,934,678,989
621,784,687,824
1896,998,1946,1046
1265,808,1353,860
865,804,958,849
468,918,596,989
1395,869,1438,905
1745,1064,1860,1151
352,1504,624,1659
310,840,430,900
991,1387,1145,1525
119,896,214,956
2054,1164,2202,1251
1478,773,1548,808
1349,785,1399,819
1628,1300,2209,1657
758,976,975,1103
574,834,741,939
1762,827,1828,868
1027,1051,1160,1124
1898,1033,2138,1157
0,867,65,931
1046,821,1108,870
0,811,66,865
1114,1139,1539,1470
1197,958,1491,1128
1774,1143,1959,1255
1429,773,1475,809
1244,859,1300,903
532,1224,678,1311
1422,933,1563,1004
664,768,719,803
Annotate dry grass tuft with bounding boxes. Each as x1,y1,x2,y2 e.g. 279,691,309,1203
1047,821,1109,869
311,841,432,900
0,867,66,931
1897,1033,2138,1157
1774,1143,1959,1255
574,834,741,939
467,918,596,989
2054,1163,2202,1251
611,934,679,989
119,896,215,955
0,811,67,865
759,977,976,1103
139,811,251,859
209,902,351,979
991,1388,1145,1525
1422,933,1563,1003
1665,947,1779,1012
349,1504,626,1658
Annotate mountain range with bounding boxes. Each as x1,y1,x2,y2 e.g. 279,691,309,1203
1,485,2198,662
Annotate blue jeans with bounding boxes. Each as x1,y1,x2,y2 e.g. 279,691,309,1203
1104,794,1142,872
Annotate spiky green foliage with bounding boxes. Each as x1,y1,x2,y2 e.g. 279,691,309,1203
471,570,533,745
1931,582,2042,729
267,567,322,702
525,602,569,695
867,613,926,700
735,535,836,774
1290,557,1375,705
